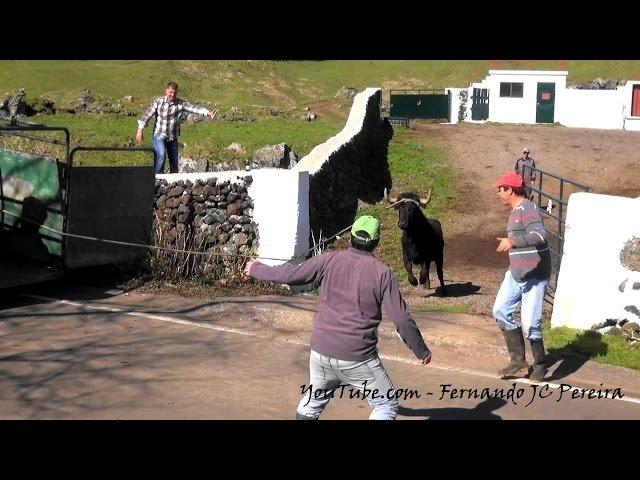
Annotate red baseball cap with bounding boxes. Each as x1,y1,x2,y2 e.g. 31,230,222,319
493,171,524,188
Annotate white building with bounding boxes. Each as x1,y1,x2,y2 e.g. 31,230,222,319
446,69,640,131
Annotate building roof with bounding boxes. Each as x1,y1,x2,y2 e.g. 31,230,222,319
488,70,568,76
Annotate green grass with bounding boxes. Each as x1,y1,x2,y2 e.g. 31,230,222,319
543,324,640,371
2,113,343,166
3,60,640,113
417,303,470,314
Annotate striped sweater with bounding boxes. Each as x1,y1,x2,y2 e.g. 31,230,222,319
506,198,551,281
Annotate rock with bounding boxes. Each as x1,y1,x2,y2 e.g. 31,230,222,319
228,106,248,121
120,137,135,148
39,98,56,114
179,157,208,173
182,112,204,123
222,244,238,257
167,186,184,198
155,195,167,209
335,86,358,99
233,233,248,246
226,142,245,154
250,143,298,169
226,202,239,216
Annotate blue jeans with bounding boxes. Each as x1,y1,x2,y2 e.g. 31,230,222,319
153,136,179,173
493,270,548,340
297,350,398,420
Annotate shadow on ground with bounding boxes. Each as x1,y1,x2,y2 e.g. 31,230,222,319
426,282,481,298
398,397,507,420
545,331,608,382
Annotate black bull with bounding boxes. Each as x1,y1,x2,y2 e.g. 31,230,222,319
389,191,447,296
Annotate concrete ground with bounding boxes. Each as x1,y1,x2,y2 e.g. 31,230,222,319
1,281,640,420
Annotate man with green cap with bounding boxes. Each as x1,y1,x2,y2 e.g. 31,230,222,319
244,215,432,420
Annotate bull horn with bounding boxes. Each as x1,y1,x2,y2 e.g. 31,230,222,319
385,187,398,204
419,188,432,206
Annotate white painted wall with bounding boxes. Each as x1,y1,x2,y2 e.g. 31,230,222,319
551,192,640,330
158,169,310,266
294,87,381,174
453,72,640,131
445,88,466,124
484,70,567,124
559,89,625,130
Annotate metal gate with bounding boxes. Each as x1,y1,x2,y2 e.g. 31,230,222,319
64,147,155,269
390,90,451,121
525,165,589,305
471,88,489,120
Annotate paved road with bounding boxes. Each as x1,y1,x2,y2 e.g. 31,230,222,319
1,283,639,419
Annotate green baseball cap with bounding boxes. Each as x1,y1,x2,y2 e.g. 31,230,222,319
351,215,380,241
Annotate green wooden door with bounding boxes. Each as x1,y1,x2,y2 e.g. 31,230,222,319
536,83,555,123
471,88,489,120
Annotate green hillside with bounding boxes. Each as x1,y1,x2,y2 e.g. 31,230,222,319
2,60,639,110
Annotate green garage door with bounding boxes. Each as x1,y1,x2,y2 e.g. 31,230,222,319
390,91,450,120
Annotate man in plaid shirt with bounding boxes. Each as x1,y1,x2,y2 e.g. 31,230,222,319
135,81,218,173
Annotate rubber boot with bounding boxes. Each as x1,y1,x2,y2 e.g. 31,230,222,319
499,327,528,378
296,412,317,420
529,339,547,382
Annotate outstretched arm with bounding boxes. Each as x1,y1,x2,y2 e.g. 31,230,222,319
244,253,333,286
381,270,431,363
136,99,159,144
183,101,218,120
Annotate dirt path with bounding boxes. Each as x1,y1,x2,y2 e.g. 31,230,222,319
401,122,640,315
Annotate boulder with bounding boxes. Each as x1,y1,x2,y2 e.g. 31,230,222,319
250,143,298,169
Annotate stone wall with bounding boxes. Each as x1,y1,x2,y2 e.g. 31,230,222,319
154,169,309,268
293,88,392,242
153,175,257,277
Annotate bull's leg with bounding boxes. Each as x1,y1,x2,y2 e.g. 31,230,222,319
435,253,447,296
419,261,431,289
404,249,418,286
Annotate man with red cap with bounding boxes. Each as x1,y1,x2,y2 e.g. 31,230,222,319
492,171,551,382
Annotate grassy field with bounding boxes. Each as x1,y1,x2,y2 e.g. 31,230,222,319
9,112,343,166
3,60,640,111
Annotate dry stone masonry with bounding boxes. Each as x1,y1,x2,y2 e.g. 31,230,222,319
154,175,258,268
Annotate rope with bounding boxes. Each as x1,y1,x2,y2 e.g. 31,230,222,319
0,198,412,264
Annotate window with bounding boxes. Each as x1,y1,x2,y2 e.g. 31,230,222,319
499,82,524,98
632,85,640,117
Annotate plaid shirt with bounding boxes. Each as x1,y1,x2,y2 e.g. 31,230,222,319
137,96,209,141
